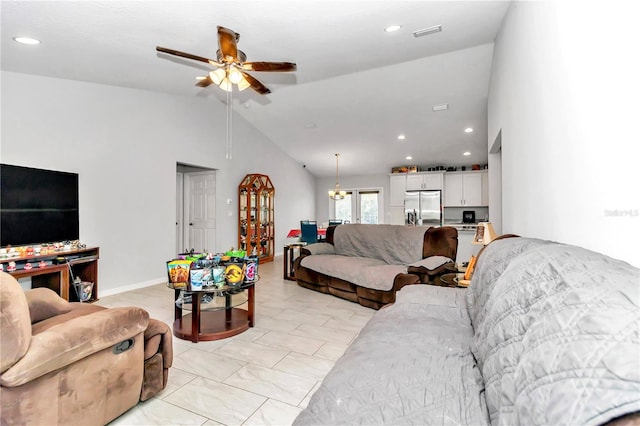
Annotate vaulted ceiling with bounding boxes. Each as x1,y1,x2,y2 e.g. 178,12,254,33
1,1,510,176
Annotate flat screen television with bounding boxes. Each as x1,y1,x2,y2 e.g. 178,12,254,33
1,164,79,247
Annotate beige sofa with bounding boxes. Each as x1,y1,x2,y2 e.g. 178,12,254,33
0,272,172,425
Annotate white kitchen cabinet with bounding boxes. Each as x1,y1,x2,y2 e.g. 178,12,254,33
405,172,443,191
389,174,406,206
443,171,487,207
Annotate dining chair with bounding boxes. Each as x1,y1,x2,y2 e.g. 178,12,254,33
300,221,319,244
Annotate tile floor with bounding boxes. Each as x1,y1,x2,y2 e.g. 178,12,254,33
100,256,373,425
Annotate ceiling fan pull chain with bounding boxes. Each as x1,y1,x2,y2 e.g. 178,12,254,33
226,89,233,160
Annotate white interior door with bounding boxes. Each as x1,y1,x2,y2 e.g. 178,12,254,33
176,173,184,254
185,171,216,252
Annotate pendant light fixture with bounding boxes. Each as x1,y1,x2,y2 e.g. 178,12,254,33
328,153,347,200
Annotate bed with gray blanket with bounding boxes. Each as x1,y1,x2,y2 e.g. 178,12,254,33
294,236,640,425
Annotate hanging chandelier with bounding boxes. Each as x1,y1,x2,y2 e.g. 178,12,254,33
328,153,347,200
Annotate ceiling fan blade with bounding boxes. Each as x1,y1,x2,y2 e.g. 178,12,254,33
217,26,239,62
240,71,271,95
156,46,219,65
195,76,214,87
241,61,297,72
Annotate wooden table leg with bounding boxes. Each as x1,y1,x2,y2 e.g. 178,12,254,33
191,292,202,343
248,284,255,327
283,245,290,280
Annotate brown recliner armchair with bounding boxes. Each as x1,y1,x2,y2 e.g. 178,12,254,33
0,272,172,425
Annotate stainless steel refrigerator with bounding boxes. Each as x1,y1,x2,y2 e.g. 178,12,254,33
404,190,442,226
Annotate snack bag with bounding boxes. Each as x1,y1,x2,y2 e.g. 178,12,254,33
167,259,192,289
190,268,204,290
224,259,246,286
244,256,259,283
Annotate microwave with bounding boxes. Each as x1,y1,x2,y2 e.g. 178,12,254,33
462,211,476,224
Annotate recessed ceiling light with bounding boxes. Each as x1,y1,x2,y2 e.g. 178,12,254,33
304,122,317,129
384,25,402,33
464,127,474,133
432,103,449,112
13,36,40,45
463,151,471,156
397,134,406,140
406,156,413,160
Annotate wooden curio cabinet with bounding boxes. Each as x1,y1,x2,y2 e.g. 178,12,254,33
238,174,274,263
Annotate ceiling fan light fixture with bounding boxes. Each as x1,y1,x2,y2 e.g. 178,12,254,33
209,69,226,85
228,67,243,84
219,78,233,92
237,76,251,91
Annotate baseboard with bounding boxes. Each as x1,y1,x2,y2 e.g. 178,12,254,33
99,277,166,297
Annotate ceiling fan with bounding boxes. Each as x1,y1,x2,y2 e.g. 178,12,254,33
156,26,296,95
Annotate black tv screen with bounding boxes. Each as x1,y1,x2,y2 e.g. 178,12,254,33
1,164,79,247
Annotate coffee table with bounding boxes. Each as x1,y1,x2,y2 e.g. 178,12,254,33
168,281,256,343
436,272,469,288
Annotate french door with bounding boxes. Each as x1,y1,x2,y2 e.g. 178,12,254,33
332,189,381,224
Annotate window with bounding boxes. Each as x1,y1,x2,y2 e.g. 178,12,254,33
332,189,381,224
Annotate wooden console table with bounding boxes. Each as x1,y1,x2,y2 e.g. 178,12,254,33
283,243,305,281
1,247,100,302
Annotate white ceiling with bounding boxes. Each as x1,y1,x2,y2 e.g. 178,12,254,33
1,1,510,177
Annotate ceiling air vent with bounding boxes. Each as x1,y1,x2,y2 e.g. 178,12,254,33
413,25,442,38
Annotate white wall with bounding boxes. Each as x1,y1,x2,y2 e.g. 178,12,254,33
488,1,640,267
1,71,315,293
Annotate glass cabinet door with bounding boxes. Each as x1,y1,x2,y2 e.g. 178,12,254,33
238,174,274,263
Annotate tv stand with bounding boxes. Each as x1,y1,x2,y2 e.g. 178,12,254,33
1,247,100,302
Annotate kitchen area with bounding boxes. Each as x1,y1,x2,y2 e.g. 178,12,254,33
389,169,489,264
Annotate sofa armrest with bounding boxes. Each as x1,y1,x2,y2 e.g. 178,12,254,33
303,243,336,256
1,307,149,387
144,318,173,368
408,256,455,274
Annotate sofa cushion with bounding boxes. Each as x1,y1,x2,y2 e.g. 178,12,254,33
0,273,32,373
333,224,426,264
294,285,487,425
301,255,406,291
25,287,72,324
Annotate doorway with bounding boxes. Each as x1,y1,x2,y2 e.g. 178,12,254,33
176,164,217,254
332,188,383,224
489,130,503,234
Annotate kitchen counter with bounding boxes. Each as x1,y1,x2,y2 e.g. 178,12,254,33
444,222,479,231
